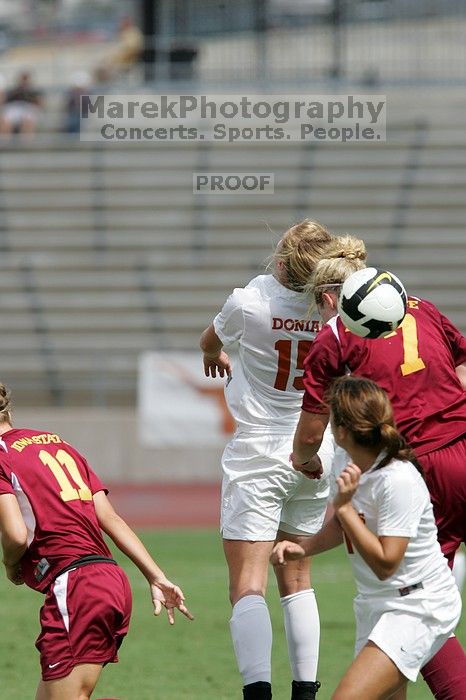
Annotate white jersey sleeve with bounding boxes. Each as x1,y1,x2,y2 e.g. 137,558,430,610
375,469,421,538
213,288,247,346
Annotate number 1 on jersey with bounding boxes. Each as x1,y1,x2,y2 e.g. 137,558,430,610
398,313,426,376
384,313,426,376
39,449,93,502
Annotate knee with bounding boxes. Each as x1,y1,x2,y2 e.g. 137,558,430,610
230,588,266,606
228,570,268,606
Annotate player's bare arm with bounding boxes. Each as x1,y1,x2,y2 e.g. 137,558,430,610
290,454,323,480
199,323,232,378
0,493,28,584
93,491,193,623
291,410,329,473
334,464,409,580
271,514,343,565
456,361,466,391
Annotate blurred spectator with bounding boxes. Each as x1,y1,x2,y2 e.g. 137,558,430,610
0,71,44,137
101,16,143,78
93,66,112,86
169,42,199,81
63,70,91,134
0,74,5,116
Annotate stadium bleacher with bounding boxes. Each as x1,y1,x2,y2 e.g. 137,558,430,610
0,89,465,407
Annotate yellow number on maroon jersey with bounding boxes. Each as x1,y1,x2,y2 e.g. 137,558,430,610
39,449,92,502
384,313,426,377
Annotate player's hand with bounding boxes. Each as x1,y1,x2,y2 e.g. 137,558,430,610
290,453,323,479
270,541,307,566
203,351,232,379
5,562,24,585
150,579,194,625
333,463,361,509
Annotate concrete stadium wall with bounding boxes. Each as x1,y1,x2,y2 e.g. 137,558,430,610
13,407,223,483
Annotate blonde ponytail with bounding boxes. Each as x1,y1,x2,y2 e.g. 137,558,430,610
308,234,367,304
0,384,12,424
270,219,335,291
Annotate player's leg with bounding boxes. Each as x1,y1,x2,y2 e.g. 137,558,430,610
35,663,103,700
418,437,466,566
417,438,466,698
221,432,291,698
274,531,321,700
275,427,333,700
331,641,407,700
421,637,466,700
224,539,275,699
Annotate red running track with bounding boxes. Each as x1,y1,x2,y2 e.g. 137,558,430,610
107,482,221,528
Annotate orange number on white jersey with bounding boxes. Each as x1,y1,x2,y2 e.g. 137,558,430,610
39,449,93,502
274,339,312,391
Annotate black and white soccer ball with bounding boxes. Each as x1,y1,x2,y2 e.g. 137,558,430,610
338,267,408,339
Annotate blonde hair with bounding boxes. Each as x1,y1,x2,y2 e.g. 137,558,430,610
329,376,421,472
308,235,367,305
270,219,335,292
0,383,12,424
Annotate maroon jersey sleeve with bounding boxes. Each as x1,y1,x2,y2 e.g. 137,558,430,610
438,308,466,366
88,467,107,495
0,461,14,495
67,449,108,496
302,321,346,413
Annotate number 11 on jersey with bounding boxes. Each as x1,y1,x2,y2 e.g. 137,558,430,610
39,449,93,502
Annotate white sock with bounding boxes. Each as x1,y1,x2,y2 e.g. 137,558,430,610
281,588,320,682
229,594,272,685
453,550,466,593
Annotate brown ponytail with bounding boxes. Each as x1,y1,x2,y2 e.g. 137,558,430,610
377,423,419,470
329,376,422,474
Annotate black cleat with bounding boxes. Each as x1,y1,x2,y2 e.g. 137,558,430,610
243,680,272,699
291,680,321,700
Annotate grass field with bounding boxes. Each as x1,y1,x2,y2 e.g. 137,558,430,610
0,529,464,700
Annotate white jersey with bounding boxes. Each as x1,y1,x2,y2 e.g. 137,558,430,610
213,274,321,434
331,450,454,597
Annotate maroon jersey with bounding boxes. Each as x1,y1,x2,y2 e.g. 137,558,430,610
302,298,466,456
0,428,112,592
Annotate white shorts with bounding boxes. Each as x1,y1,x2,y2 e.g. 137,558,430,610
220,426,334,540
353,582,462,682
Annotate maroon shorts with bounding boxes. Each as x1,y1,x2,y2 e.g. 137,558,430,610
36,562,132,681
418,436,466,566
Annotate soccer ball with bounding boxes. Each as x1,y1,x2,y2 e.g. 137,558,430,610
338,267,407,339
